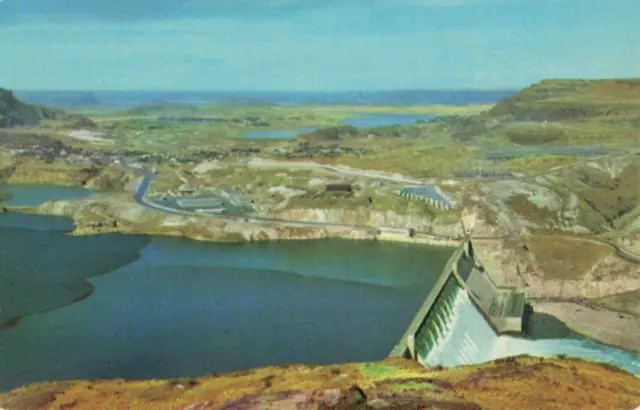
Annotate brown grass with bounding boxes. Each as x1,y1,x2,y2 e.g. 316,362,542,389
1,357,638,410
6,159,96,186
330,145,476,178
506,194,556,224
497,155,581,173
524,236,612,280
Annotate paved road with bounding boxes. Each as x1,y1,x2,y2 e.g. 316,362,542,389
124,160,382,234
245,158,425,185
122,157,640,263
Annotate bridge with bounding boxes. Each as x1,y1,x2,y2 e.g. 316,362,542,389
389,236,526,364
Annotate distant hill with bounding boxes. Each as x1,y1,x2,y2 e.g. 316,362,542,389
0,88,64,127
15,91,101,108
438,79,640,146
486,79,640,121
0,88,96,128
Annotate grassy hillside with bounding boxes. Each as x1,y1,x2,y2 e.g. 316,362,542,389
443,79,640,148
487,79,640,120
556,157,640,231
1,357,638,410
0,88,65,127
0,88,96,129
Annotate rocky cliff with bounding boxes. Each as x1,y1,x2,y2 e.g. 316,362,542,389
5,160,135,188
33,195,377,243
271,207,505,238
0,88,65,127
0,88,95,128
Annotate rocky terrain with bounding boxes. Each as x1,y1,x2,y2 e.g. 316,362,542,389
1,356,638,410
0,88,95,128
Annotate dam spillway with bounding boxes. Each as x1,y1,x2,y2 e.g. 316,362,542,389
390,239,640,376
414,275,496,367
390,238,526,361
413,277,640,372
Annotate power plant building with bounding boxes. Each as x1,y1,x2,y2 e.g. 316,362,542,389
400,185,454,210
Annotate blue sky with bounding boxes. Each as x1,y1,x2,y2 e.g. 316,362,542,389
1,0,638,90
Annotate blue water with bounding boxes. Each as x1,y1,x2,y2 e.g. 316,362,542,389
343,113,436,128
3,185,638,393
0,189,454,391
3,184,95,207
240,127,319,140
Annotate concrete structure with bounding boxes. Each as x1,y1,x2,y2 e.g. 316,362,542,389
176,197,225,208
389,237,526,360
460,207,477,236
195,208,225,214
177,185,196,195
400,185,454,210
325,184,353,193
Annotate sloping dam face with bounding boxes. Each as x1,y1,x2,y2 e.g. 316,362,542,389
412,276,640,375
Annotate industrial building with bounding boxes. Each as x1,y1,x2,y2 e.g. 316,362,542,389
400,185,454,210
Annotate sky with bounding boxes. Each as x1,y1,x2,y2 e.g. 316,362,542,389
0,0,638,91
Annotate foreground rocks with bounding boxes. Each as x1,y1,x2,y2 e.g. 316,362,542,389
1,357,638,410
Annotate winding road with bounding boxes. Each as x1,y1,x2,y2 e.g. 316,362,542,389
125,159,383,234
123,157,640,263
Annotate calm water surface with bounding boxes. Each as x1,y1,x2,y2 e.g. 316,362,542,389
0,202,453,391
239,127,319,140
2,185,638,392
3,184,95,207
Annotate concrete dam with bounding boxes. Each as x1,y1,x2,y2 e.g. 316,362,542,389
389,238,526,365
390,239,640,375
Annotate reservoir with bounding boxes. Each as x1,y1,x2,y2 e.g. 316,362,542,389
0,189,454,391
3,184,95,207
239,127,319,140
1,185,638,392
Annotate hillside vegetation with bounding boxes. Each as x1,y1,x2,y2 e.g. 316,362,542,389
441,79,640,147
0,89,65,127
1,357,638,410
487,79,640,121
0,88,97,131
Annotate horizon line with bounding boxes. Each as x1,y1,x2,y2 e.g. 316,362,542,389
12,77,640,93
12,88,520,93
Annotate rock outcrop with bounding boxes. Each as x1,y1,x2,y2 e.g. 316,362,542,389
0,88,94,128
34,195,377,243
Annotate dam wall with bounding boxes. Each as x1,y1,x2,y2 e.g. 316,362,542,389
389,238,526,360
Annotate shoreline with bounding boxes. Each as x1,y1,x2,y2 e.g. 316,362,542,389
3,200,639,355
2,203,462,248
530,300,640,353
